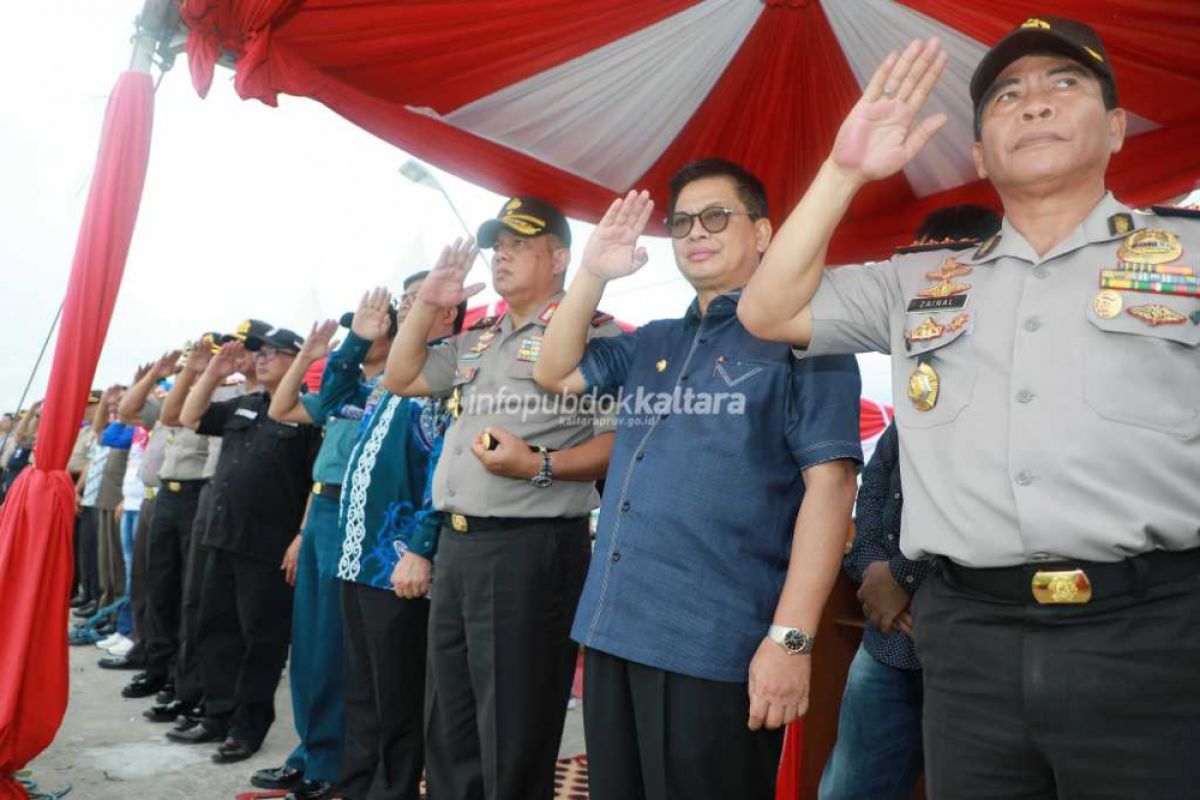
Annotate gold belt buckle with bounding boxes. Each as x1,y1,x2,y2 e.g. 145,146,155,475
167,481,182,492
450,513,468,533
1031,569,1093,604
313,481,324,496
144,487,156,500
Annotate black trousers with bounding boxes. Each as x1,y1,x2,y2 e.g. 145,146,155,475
175,482,213,704
584,649,783,800
424,518,590,800
914,566,1200,800
76,506,101,603
126,496,155,659
196,546,294,749
339,581,429,800
142,482,205,675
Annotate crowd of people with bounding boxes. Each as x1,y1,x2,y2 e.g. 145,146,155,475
3,14,1197,800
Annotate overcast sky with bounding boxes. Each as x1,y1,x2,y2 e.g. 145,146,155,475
1,3,905,414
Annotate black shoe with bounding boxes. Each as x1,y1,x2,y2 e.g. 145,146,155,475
72,601,97,618
121,672,167,699
251,765,304,791
166,719,225,744
212,738,256,764
143,699,190,723
286,780,334,800
171,715,200,733
98,655,141,670
155,682,176,705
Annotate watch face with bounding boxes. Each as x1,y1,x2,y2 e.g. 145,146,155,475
783,629,809,653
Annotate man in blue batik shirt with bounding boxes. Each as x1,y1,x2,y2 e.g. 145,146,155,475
321,274,462,800
536,160,863,800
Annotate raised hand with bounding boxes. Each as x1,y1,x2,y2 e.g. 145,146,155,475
300,319,339,362
153,349,183,380
418,237,485,309
831,37,948,183
184,337,215,374
207,341,245,380
582,190,654,281
352,287,394,342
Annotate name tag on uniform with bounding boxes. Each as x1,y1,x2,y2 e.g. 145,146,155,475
234,408,259,420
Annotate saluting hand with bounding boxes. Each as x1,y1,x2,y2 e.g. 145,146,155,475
832,37,948,183
207,341,245,380
184,337,215,374
470,426,540,479
300,319,338,362
153,349,184,380
418,237,485,310
352,287,393,342
582,190,654,281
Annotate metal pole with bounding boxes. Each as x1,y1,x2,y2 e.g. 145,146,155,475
0,303,64,461
399,162,491,270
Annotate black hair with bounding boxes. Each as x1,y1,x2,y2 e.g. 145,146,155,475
453,301,467,334
403,270,430,290
914,204,1002,243
668,158,768,219
973,55,1118,140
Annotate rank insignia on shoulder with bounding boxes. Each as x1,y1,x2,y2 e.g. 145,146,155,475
468,315,497,331
973,234,1001,260
591,310,614,327
454,365,479,383
894,238,979,255
1107,212,1134,237
538,303,559,324
1150,203,1200,219
1127,303,1187,326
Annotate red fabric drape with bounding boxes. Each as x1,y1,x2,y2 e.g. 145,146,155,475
0,71,154,797
180,1,1200,265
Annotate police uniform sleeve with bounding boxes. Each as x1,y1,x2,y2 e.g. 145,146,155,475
785,353,864,470
196,397,236,437
796,261,900,358
139,395,161,429
419,336,461,398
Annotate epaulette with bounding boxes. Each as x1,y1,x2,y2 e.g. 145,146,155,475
894,238,979,255
1150,204,1200,220
591,310,614,327
468,315,497,331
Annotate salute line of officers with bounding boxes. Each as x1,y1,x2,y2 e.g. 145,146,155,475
98,14,1197,800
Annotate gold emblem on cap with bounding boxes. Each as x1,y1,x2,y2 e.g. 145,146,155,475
505,198,522,212
1022,18,1051,30
1092,289,1123,319
1117,229,1182,267
907,362,940,412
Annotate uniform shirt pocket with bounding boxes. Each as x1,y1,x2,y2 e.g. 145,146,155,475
894,322,977,429
1084,298,1200,437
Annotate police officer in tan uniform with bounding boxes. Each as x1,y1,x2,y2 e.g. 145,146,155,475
738,18,1200,800
384,197,620,800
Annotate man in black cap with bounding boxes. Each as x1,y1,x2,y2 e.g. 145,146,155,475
385,199,622,800
739,17,1200,800
173,326,320,764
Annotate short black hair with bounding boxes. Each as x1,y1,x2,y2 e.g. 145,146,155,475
403,270,430,290
668,158,768,219
973,54,1118,140
914,204,1002,243
453,301,467,334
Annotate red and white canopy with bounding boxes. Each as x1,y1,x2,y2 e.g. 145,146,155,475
181,0,1200,264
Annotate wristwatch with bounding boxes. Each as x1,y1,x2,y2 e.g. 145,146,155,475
767,624,814,655
531,446,553,489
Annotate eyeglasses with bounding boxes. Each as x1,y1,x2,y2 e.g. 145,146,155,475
665,206,756,239
253,347,295,361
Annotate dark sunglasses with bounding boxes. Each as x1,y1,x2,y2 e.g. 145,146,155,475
665,206,756,239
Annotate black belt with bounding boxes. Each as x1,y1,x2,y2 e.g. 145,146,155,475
446,514,585,534
939,548,1200,605
312,481,341,501
159,479,207,494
